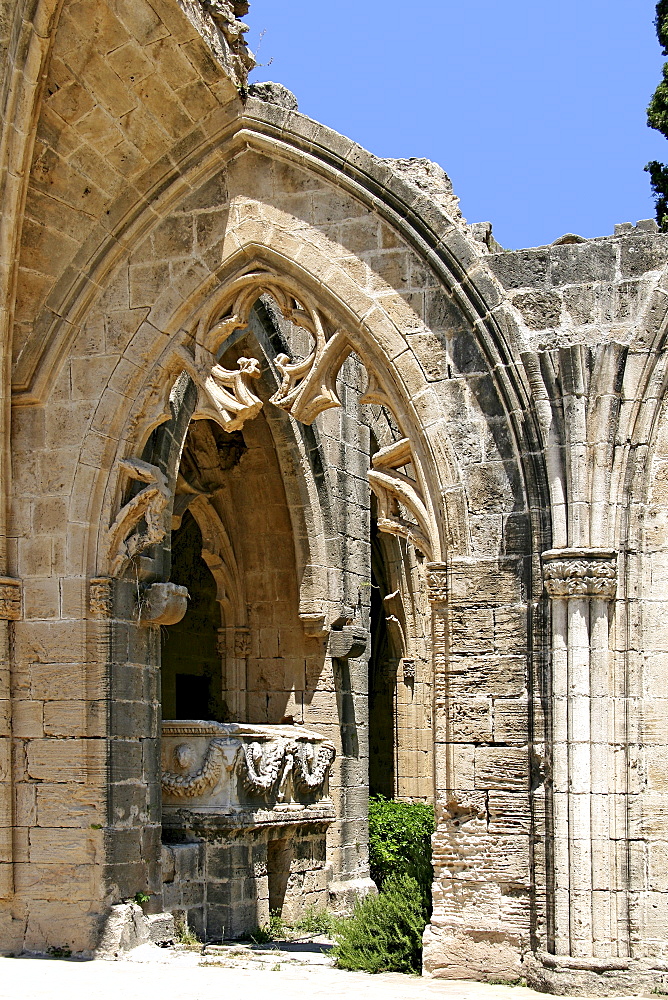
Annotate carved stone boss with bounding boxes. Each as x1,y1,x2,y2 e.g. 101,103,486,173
541,548,617,600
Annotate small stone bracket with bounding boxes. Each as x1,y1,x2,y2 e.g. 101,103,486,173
137,582,189,626
0,577,21,620
328,624,367,659
300,613,328,639
542,548,617,600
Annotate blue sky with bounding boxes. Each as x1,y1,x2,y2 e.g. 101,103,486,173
247,2,666,250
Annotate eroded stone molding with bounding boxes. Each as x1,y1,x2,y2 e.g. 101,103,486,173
107,458,171,577
542,548,617,600
89,577,112,617
199,0,254,79
0,578,21,620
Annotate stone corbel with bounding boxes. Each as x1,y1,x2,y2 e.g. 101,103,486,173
137,582,189,626
107,458,171,577
300,613,328,639
368,437,434,560
541,548,617,600
0,578,21,620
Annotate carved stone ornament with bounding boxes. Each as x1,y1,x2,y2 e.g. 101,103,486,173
426,563,448,604
0,577,21,620
137,582,189,626
542,548,617,600
200,268,353,427
89,577,112,617
199,353,263,432
161,723,336,811
161,738,226,798
107,458,170,577
368,437,435,560
402,658,416,682
293,742,336,794
236,737,335,802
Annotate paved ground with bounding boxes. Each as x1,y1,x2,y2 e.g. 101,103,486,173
0,949,545,1000
0,948,555,1000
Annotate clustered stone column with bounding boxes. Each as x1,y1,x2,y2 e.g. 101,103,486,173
0,577,21,898
541,548,622,963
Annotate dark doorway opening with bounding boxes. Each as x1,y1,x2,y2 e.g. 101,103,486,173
161,510,224,721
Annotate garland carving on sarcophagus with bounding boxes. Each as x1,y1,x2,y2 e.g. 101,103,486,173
161,739,227,798
292,741,336,794
236,740,290,799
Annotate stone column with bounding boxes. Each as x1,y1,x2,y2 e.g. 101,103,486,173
541,548,620,962
0,578,21,898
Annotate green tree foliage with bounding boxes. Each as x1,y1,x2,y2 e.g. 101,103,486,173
332,876,427,974
368,795,435,909
647,2,668,229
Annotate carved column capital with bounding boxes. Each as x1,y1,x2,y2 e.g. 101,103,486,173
541,548,617,600
427,562,448,605
89,577,112,616
0,578,21,620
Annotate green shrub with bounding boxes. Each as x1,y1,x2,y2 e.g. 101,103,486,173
332,875,426,974
368,796,434,908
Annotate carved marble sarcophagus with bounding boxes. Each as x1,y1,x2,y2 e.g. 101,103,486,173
160,721,336,939
161,720,336,814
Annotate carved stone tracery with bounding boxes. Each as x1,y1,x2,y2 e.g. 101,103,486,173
196,351,263,431
368,437,434,559
197,266,440,561
107,458,171,577
542,548,617,600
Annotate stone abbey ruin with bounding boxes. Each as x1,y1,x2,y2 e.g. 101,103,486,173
2,0,668,993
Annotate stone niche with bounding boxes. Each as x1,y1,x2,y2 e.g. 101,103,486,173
160,721,336,939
